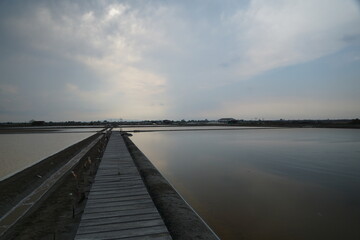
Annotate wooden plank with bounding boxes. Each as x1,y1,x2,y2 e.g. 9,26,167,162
84,203,156,214
75,132,171,239
91,182,145,189
87,189,147,196
93,178,143,184
113,234,172,240
77,219,166,235
80,208,159,221
79,213,161,227
90,186,146,192
90,185,147,192
76,225,169,239
86,194,150,202
86,199,153,208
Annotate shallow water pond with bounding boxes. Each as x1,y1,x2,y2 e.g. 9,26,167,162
0,131,95,180
132,128,360,240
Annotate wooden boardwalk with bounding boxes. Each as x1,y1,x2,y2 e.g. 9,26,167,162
75,132,172,240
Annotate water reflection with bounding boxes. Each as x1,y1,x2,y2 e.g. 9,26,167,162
119,126,266,132
131,128,360,240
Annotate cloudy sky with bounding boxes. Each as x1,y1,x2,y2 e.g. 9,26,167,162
0,0,359,122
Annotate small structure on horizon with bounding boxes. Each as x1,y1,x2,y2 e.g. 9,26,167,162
218,118,236,124
30,120,46,126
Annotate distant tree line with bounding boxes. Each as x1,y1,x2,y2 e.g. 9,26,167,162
1,118,359,128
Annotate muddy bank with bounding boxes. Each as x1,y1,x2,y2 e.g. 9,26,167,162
124,136,219,240
0,132,109,240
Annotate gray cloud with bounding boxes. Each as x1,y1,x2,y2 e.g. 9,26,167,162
0,0,359,121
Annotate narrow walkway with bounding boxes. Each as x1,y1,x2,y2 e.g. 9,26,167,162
75,132,172,240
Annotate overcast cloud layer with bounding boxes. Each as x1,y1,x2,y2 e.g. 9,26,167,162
0,0,359,121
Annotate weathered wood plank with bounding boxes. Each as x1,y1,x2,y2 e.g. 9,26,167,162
90,183,146,189
91,182,144,187
81,208,159,221
116,234,172,240
87,189,147,196
87,194,150,202
93,178,143,184
81,207,159,219
76,225,169,239
86,198,153,209
79,213,160,227
90,185,147,191
77,219,166,235
84,203,156,214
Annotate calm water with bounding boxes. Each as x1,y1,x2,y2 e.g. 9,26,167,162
0,131,95,180
131,128,360,240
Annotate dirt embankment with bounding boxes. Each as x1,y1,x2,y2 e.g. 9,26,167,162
0,132,110,240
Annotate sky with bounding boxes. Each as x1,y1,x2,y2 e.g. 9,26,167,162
0,0,359,122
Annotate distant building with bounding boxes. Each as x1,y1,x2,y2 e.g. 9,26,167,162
218,118,236,123
162,119,172,124
30,120,46,126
